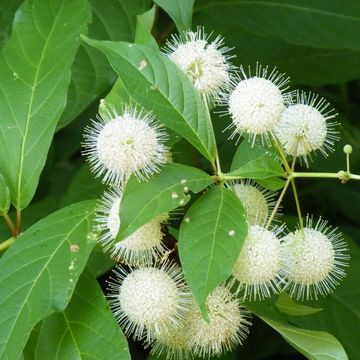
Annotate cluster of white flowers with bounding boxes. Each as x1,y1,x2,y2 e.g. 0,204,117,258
81,26,350,360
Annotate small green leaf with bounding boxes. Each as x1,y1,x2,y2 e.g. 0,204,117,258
260,317,348,360
82,37,217,162
0,200,97,359
228,158,285,180
117,163,213,240
276,293,323,316
229,141,284,181
0,173,10,215
34,270,130,360
135,6,158,49
0,0,91,209
179,187,247,317
154,0,194,33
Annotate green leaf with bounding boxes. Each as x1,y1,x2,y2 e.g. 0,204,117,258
117,162,213,240
195,1,360,50
82,37,217,162
34,270,130,360
256,177,286,191
154,0,194,33
0,0,91,210
59,0,151,128
135,6,158,49
276,293,322,316
0,173,10,215
260,317,348,360
86,244,115,278
179,186,247,317
0,200,97,359
248,302,348,360
228,158,285,180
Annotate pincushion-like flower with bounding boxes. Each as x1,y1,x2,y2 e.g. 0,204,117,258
281,217,349,300
108,263,191,341
83,102,168,184
275,91,338,164
186,286,251,358
164,28,234,103
223,64,289,144
95,188,168,266
231,225,284,300
150,319,192,360
231,180,277,225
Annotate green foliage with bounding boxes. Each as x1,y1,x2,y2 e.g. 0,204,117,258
34,270,130,359
117,162,213,240
179,187,247,317
0,200,96,358
82,37,217,162
0,1,359,359
0,0,91,209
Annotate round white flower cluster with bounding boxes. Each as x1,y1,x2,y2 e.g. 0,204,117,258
81,26,351,360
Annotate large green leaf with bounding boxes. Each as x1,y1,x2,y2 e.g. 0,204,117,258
82,37,217,162
117,162,213,240
195,0,360,50
0,0,91,210
248,302,348,360
179,186,247,317
34,270,130,359
154,0,194,33
58,0,151,128
0,200,97,359
193,8,360,86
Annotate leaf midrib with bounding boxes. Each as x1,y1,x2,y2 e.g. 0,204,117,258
0,208,94,357
16,1,64,209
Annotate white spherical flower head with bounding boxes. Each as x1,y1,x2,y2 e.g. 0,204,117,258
224,64,289,144
186,286,251,358
95,188,168,265
83,102,168,184
108,263,191,341
165,28,234,102
232,225,284,300
232,180,277,225
281,217,349,300
150,320,192,360
275,91,339,164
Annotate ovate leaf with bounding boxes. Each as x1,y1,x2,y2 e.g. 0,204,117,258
154,0,194,33
0,0,91,209
179,187,247,317
195,1,360,50
82,37,217,162
0,200,97,359
276,293,322,316
248,302,348,360
117,163,213,240
260,317,348,360
34,270,130,360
